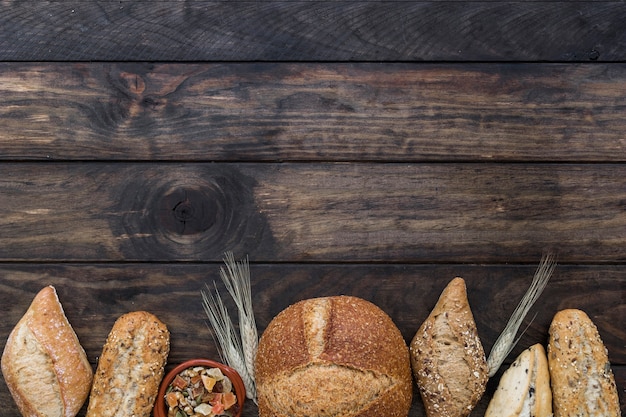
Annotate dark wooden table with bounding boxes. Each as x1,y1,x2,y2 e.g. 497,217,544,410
1,2,624,416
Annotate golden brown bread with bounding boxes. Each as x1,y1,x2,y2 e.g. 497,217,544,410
548,308,621,417
485,343,552,417
255,295,413,417
85,311,170,417
1,285,93,417
409,277,488,417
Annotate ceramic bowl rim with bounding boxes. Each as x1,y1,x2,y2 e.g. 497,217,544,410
154,358,246,417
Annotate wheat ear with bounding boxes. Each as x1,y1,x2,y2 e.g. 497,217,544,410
201,284,257,403
219,252,258,383
487,253,557,377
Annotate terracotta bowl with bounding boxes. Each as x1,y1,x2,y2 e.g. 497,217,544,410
154,358,246,417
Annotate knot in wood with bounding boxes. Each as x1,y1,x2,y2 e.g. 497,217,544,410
173,198,195,222
161,188,216,237
116,165,273,260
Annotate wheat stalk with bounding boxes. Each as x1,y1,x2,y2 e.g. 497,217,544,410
201,253,258,404
219,252,258,383
487,252,557,377
201,284,257,402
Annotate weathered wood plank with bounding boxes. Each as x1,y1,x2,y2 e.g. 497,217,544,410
0,162,624,263
1,62,626,162
0,263,624,416
0,2,624,62
616,368,626,414
1,2,622,417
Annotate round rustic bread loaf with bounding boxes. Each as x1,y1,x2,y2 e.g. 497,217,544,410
255,295,413,417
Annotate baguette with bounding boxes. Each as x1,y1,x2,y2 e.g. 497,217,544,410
548,309,621,417
409,277,489,417
1,285,93,417
85,311,170,417
485,343,552,417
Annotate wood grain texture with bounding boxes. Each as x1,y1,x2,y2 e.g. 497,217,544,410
1,62,626,162
0,2,624,62
0,263,623,416
0,3,624,416
0,162,624,263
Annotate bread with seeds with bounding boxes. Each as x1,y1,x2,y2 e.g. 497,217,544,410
548,309,620,417
409,277,489,417
86,311,170,417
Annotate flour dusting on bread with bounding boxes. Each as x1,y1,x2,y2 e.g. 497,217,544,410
303,297,330,358
1,285,93,417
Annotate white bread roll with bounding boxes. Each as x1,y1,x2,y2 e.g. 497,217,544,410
548,309,621,417
1,285,93,417
85,311,170,417
255,295,412,417
485,343,552,417
409,277,489,417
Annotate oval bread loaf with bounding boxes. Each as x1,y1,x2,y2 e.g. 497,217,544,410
255,295,413,417
1,285,93,417
86,311,170,417
409,277,489,417
548,309,620,417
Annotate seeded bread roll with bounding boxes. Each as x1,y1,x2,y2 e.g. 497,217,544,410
255,295,413,417
1,286,93,417
548,309,621,417
86,311,170,417
485,343,552,417
409,277,489,417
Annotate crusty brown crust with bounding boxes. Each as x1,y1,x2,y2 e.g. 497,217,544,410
255,295,412,417
86,311,170,417
531,343,552,417
256,300,310,376
1,285,93,417
548,309,620,417
409,277,488,417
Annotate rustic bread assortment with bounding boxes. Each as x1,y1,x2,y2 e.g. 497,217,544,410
409,277,489,417
2,286,170,417
1,286,93,417
86,311,170,417
3,277,622,417
548,308,621,417
255,295,413,417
